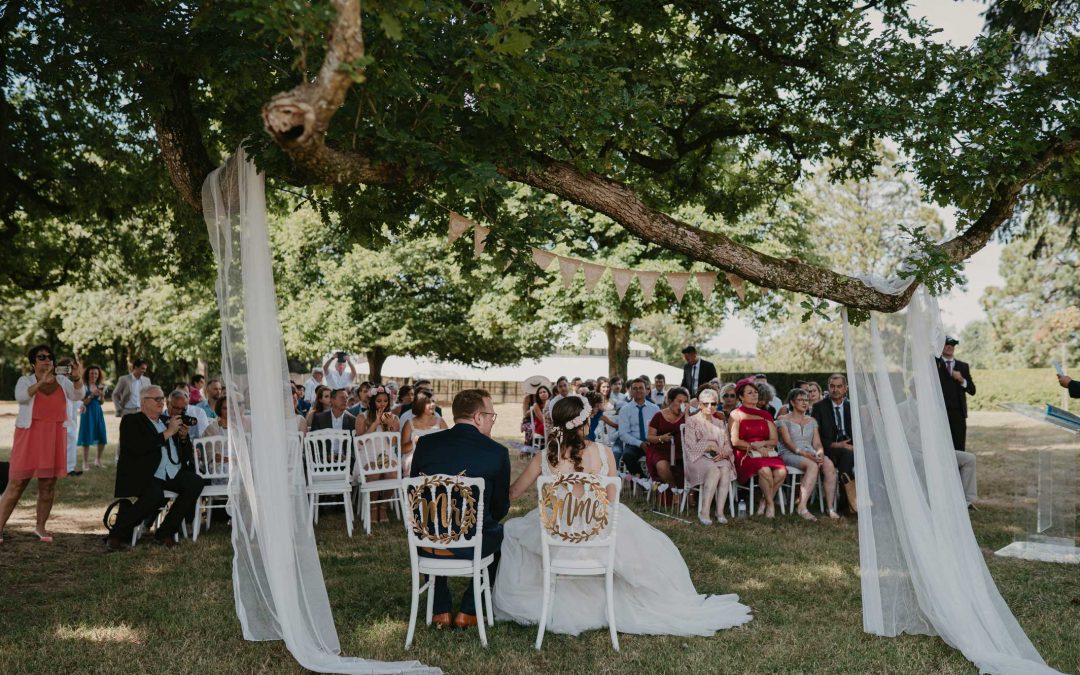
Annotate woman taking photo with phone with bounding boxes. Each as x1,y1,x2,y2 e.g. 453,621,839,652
0,345,85,543
78,364,108,471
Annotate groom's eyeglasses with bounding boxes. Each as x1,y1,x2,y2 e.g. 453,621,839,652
478,412,498,422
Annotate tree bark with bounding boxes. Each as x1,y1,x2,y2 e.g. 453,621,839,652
606,322,631,380
151,70,217,212
366,347,387,383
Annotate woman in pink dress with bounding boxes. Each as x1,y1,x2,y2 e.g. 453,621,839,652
0,345,85,543
683,388,737,525
728,378,787,518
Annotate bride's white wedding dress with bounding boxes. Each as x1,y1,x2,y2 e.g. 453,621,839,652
493,442,753,636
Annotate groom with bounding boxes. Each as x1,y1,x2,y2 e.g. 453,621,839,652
410,388,511,629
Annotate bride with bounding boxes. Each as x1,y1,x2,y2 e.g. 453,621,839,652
493,395,753,636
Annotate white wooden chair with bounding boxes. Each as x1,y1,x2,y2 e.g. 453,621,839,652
529,409,546,456
304,429,355,537
535,473,621,651
354,431,404,535
191,435,230,541
131,491,187,546
402,475,494,648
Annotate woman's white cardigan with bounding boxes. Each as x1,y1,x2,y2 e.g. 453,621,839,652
14,374,83,429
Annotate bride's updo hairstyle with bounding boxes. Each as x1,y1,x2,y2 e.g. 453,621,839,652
548,395,587,472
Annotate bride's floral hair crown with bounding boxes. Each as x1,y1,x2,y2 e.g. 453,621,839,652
564,395,591,430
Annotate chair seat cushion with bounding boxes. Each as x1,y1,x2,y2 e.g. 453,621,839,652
417,553,495,575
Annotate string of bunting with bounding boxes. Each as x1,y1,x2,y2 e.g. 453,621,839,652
448,212,747,301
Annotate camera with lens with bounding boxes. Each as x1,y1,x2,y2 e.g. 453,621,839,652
177,414,199,427
335,351,347,363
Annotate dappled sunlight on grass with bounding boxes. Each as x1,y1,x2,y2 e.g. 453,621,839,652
55,623,143,644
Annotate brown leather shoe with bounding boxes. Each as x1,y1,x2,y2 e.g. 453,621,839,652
431,612,452,628
153,536,178,549
453,612,478,629
105,536,130,553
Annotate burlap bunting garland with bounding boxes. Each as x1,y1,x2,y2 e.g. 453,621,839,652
448,212,741,303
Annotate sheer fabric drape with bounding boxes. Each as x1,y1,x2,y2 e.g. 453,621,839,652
845,283,1058,674
203,149,438,674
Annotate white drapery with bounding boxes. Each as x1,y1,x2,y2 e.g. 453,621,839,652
844,283,1058,674
203,149,439,674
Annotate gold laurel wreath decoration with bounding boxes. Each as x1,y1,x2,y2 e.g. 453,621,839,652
408,473,478,545
539,474,610,543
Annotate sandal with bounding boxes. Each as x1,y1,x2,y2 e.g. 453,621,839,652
33,529,54,543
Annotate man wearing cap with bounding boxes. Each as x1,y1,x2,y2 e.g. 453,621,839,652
303,366,325,403
680,346,718,394
937,336,978,507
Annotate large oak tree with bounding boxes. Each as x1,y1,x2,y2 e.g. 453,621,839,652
3,0,1078,316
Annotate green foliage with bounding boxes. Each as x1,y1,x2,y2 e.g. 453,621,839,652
967,368,1066,411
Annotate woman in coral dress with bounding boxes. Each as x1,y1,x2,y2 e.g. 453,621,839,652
0,345,85,543
728,378,787,517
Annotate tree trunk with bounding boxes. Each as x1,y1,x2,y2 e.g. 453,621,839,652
366,347,387,383
606,322,631,380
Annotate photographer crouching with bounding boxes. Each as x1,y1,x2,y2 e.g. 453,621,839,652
105,386,206,551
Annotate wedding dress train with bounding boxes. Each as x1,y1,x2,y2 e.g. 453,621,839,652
493,443,752,636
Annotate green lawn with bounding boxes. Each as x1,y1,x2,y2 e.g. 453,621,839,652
0,412,1077,674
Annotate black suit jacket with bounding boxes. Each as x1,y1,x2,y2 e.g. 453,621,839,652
1070,380,1080,399
812,398,852,448
681,358,718,392
310,410,357,432
410,424,511,542
936,358,976,416
114,413,198,498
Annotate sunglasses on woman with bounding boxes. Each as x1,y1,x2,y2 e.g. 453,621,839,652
35,353,54,361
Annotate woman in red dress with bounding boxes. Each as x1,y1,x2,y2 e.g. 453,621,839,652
646,387,689,489
728,378,787,518
0,345,85,543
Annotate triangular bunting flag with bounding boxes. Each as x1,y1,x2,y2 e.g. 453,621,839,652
696,272,717,303
726,272,746,301
637,271,660,303
473,225,490,257
531,247,557,271
666,273,692,303
558,256,580,289
612,268,634,299
448,213,473,244
582,262,607,292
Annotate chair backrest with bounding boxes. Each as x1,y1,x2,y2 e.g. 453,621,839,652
679,424,693,485
401,475,486,557
304,429,353,481
536,473,620,556
192,435,229,481
354,431,402,484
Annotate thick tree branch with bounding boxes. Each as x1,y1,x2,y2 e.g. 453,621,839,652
152,70,217,212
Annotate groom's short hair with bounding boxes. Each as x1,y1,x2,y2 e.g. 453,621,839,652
452,388,491,420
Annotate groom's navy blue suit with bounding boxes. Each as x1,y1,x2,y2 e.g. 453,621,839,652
410,423,511,616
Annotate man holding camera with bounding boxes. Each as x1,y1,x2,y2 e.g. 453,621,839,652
106,385,205,551
323,351,357,390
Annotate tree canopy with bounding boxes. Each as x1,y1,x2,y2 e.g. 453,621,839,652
3,0,1078,317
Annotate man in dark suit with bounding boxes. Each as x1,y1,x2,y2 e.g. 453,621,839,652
937,337,978,507
309,388,357,432
106,386,205,551
680,345,718,393
410,388,510,630
1059,374,1080,399
812,373,856,513
936,337,977,451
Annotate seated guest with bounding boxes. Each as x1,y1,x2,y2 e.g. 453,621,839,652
106,386,205,551
648,374,667,407
170,388,208,438
347,381,372,417
804,380,824,406
411,380,443,416
777,388,839,520
586,391,617,443
719,383,738,416
546,377,570,414
410,389,510,629
401,390,448,474
754,374,783,413
189,375,206,405
293,383,312,416
690,382,721,418
203,395,230,441
310,388,357,431
683,388,736,525
608,376,628,411
615,378,659,477
392,385,414,417
811,374,856,513
197,378,223,420
729,378,787,518
757,382,779,418
303,366,325,402
646,387,688,489
304,385,331,429
524,386,550,446
356,387,400,435
399,385,442,426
